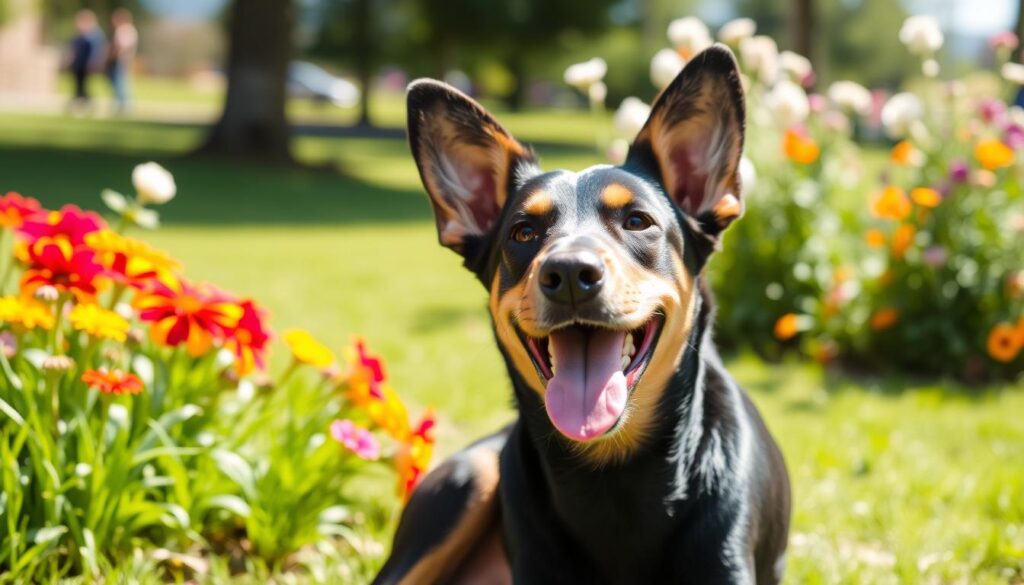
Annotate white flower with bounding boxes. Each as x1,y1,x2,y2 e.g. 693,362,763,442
667,17,712,55
718,18,756,46
827,80,872,115
780,51,812,84
739,35,779,84
588,82,607,106
764,80,809,129
563,58,607,90
922,58,940,77
650,48,686,89
738,156,756,193
880,92,923,139
899,15,943,56
132,162,176,205
613,97,651,140
1002,62,1024,85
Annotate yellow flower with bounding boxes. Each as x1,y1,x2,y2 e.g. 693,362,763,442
0,295,54,330
283,329,334,368
69,303,130,342
974,139,1014,170
871,186,911,220
909,187,941,208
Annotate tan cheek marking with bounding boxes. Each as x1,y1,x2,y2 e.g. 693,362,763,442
578,249,696,465
490,270,546,395
601,183,635,208
523,191,553,216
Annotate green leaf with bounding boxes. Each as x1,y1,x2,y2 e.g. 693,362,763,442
133,207,160,229
0,397,24,426
212,450,257,500
100,189,129,213
207,494,252,518
32,525,67,545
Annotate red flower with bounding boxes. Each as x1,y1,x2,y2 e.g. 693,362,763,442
227,299,272,376
82,368,144,395
396,410,436,499
20,237,106,301
353,338,387,399
0,192,43,229
17,205,105,246
134,277,243,357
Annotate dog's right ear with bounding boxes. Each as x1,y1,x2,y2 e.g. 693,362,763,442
407,80,538,256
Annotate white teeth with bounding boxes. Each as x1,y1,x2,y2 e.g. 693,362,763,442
548,343,557,369
622,335,635,359
621,355,630,370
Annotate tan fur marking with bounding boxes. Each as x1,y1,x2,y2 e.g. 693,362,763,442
490,270,546,394
576,248,696,464
398,448,502,585
600,183,635,208
523,191,553,216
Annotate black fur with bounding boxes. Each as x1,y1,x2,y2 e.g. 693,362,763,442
376,45,790,585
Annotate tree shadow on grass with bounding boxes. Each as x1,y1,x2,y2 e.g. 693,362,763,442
0,145,433,227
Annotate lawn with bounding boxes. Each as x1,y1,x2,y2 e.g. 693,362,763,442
0,107,1022,583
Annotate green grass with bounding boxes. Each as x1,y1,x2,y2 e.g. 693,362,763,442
0,108,1022,583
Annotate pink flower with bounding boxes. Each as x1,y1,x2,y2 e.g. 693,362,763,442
922,245,948,267
330,419,380,460
990,31,1019,52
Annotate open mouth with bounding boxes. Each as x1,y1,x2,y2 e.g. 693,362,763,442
519,316,662,442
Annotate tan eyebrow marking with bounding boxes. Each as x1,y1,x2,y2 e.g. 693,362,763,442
523,190,553,215
601,183,634,208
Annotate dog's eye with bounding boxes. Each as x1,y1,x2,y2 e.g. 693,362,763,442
510,222,537,243
623,212,653,231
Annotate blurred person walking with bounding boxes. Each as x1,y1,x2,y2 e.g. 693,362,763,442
67,10,106,114
107,9,138,114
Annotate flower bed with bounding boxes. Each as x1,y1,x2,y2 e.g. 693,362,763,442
567,15,1024,380
0,169,433,580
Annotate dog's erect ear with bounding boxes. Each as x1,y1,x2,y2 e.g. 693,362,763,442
627,45,746,237
407,80,538,255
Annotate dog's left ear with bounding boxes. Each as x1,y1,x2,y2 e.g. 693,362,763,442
407,79,538,255
627,44,746,239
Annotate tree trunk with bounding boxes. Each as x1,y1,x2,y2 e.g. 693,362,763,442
197,0,293,162
353,0,373,127
791,0,815,64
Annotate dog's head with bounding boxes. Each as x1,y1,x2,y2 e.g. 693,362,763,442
407,46,745,461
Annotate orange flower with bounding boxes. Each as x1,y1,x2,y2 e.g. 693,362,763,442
870,308,900,331
865,229,886,248
783,129,820,164
0,192,42,229
82,368,144,395
987,322,1021,363
909,187,941,208
890,141,919,166
773,313,801,341
890,224,916,258
871,187,911,220
396,410,436,499
974,139,1014,170
134,277,243,356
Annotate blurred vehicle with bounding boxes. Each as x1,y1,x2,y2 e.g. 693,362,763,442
287,61,359,108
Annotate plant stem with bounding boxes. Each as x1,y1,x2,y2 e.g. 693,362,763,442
49,296,68,355
0,228,14,295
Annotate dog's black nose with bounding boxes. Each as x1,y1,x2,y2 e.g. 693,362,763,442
539,250,605,305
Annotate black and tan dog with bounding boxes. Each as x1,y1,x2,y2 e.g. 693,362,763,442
374,45,790,585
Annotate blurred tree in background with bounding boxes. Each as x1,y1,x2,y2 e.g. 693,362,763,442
198,0,294,161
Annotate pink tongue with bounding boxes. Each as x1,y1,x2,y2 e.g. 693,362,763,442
544,328,628,441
